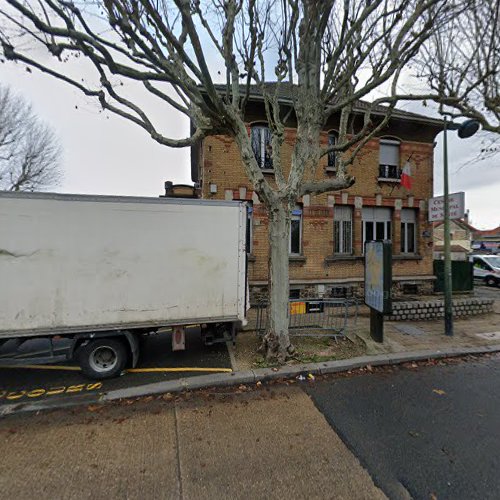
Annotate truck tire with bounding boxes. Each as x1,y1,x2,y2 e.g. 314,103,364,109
485,276,498,287
77,338,127,379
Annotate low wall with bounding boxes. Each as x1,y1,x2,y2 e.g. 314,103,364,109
388,298,494,321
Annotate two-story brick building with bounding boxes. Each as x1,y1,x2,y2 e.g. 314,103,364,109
188,85,443,301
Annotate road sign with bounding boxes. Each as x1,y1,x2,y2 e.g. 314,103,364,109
428,192,465,222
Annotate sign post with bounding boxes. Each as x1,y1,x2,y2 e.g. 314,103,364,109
364,241,392,343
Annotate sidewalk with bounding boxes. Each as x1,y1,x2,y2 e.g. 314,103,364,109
0,386,386,500
230,300,500,372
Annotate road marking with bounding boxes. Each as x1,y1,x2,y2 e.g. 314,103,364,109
0,382,103,402
0,365,232,374
0,364,81,371
127,367,232,373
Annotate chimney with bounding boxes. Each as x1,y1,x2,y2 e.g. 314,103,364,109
464,209,470,224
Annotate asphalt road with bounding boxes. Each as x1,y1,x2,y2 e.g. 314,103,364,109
474,283,500,299
306,356,500,500
0,329,232,407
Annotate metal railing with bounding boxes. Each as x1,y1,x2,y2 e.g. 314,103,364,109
255,298,359,339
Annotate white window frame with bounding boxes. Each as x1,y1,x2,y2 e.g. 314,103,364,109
250,125,273,170
289,205,302,255
379,139,400,180
334,205,353,254
400,208,417,254
362,207,392,251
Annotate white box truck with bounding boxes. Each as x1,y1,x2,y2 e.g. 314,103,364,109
0,192,247,378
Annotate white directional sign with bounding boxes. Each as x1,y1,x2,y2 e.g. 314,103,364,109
428,192,465,222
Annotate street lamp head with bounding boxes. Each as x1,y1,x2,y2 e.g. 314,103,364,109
457,119,480,138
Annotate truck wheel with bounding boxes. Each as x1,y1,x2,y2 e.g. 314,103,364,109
485,276,498,287
78,338,127,380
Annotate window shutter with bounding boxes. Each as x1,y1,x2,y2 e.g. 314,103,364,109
380,140,399,166
401,208,416,223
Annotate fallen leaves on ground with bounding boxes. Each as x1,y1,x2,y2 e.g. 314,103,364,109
432,389,446,395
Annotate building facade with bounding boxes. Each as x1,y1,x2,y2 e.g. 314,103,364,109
190,92,443,300
433,219,474,261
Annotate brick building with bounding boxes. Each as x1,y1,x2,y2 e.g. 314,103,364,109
189,86,443,300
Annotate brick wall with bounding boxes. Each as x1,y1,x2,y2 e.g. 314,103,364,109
198,114,439,296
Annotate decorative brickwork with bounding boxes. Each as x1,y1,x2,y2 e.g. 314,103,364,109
195,105,441,296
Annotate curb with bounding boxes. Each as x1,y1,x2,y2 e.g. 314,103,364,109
102,343,500,401
3,344,499,417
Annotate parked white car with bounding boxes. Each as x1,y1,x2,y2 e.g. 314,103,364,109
470,255,500,287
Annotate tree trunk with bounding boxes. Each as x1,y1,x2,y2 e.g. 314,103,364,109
261,202,294,362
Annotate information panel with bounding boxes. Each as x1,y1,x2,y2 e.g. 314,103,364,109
364,241,392,314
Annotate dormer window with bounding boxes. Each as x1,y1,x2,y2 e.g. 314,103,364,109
327,132,338,171
379,138,400,180
251,125,273,170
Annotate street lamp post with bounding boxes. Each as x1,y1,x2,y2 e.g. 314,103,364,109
442,118,480,337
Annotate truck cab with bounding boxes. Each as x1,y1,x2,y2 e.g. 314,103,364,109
470,255,500,287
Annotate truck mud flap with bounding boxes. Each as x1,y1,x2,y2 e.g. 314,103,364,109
123,331,140,368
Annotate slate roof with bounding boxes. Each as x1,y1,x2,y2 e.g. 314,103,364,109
210,82,443,127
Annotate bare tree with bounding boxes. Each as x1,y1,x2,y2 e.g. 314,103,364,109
0,85,61,191
0,0,458,361
417,0,499,132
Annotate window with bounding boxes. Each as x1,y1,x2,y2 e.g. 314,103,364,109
379,139,400,179
334,206,353,254
246,204,253,254
362,207,392,250
290,205,302,255
327,132,338,170
473,258,491,271
401,209,417,253
251,125,273,170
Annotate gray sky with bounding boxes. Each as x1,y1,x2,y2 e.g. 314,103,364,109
1,63,498,229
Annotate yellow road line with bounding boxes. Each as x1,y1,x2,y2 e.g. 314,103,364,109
127,367,233,374
0,364,81,371
0,365,232,374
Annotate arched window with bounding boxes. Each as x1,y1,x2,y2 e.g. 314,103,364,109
327,132,338,170
251,124,273,170
379,138,400,180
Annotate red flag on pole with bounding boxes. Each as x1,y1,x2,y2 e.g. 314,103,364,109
400,161,412,190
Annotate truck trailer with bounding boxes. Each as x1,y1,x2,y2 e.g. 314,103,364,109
0,192,247,379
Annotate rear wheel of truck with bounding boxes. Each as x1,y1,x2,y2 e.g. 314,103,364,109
77,338,127,379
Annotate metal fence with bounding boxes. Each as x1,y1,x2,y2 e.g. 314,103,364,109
255,298,359,339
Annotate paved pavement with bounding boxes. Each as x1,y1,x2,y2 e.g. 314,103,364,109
306,354,500,500
1,353,500,499
0,386,385,500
